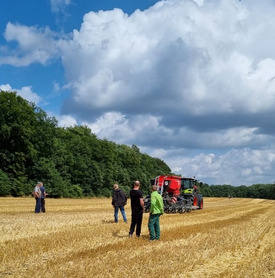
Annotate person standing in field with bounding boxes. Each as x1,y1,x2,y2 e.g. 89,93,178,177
112,184,127,223
33,182,42,213
148,185,164,241
40,182,47,213
129,180,144,238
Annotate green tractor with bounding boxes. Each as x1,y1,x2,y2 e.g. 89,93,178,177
181,177,203,211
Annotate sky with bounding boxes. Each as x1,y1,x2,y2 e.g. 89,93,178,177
1,0,275,186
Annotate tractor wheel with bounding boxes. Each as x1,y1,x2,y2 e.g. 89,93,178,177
168,206,173,214
178,207,184,214
197,194,203,209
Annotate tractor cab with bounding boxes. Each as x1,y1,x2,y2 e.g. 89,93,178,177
181,178,197,195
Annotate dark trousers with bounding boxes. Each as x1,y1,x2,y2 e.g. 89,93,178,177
129,208,143,236
148,214,161,240
41,198,46,213
35,198,41,213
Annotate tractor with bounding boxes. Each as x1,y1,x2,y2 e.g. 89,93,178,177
144,175,203,213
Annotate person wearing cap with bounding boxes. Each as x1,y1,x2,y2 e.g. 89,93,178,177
34,182,42,213
148,185,164,240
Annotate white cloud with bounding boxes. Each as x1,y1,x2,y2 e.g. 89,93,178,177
143,147,275,186
83,112,129,137
50,0,72,13
0,84,12,92
0,84,41,104
17,86,42,104
56,114,77,127
60,0,275,118
82,112,268,150
58,0,275,186
82,112,167,144
0,23,59,66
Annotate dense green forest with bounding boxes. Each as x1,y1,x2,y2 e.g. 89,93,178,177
0,91,171,197
0,90,274,199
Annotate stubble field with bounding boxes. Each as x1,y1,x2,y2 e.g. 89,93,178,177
0,197,274,278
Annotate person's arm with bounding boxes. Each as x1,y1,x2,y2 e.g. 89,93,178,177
34,187,39,198
111,191,115,206
159,195,164,214
150,194,156,213
139,197,144,209
123,192,127,205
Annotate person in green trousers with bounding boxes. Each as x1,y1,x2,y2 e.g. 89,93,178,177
148,185,164,240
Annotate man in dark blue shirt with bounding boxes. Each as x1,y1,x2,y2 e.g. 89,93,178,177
40,183,47,213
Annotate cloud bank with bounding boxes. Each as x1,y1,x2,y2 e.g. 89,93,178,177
2,0,275,185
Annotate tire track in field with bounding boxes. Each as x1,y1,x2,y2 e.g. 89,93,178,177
18,206,271,277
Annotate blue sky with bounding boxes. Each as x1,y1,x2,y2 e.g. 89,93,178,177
1,0,275,186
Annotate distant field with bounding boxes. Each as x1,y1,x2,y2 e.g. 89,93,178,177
0,197,274,278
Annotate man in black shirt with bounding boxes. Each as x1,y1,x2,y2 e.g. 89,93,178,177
129,180,144,238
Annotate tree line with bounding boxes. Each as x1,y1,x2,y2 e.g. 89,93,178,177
198,183,275,200
0,90,274,199
0,90,172,197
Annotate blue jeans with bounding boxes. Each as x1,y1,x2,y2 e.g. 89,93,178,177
35,198,41,213
114,206,127,223
41,198,46,213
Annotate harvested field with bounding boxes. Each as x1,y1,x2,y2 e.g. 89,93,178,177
0,197,274,278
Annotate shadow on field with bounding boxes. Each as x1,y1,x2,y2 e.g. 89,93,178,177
112,231,148,240
112,231,129,238
102,219,115,224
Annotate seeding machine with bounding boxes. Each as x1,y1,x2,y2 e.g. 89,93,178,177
144,175,203,213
